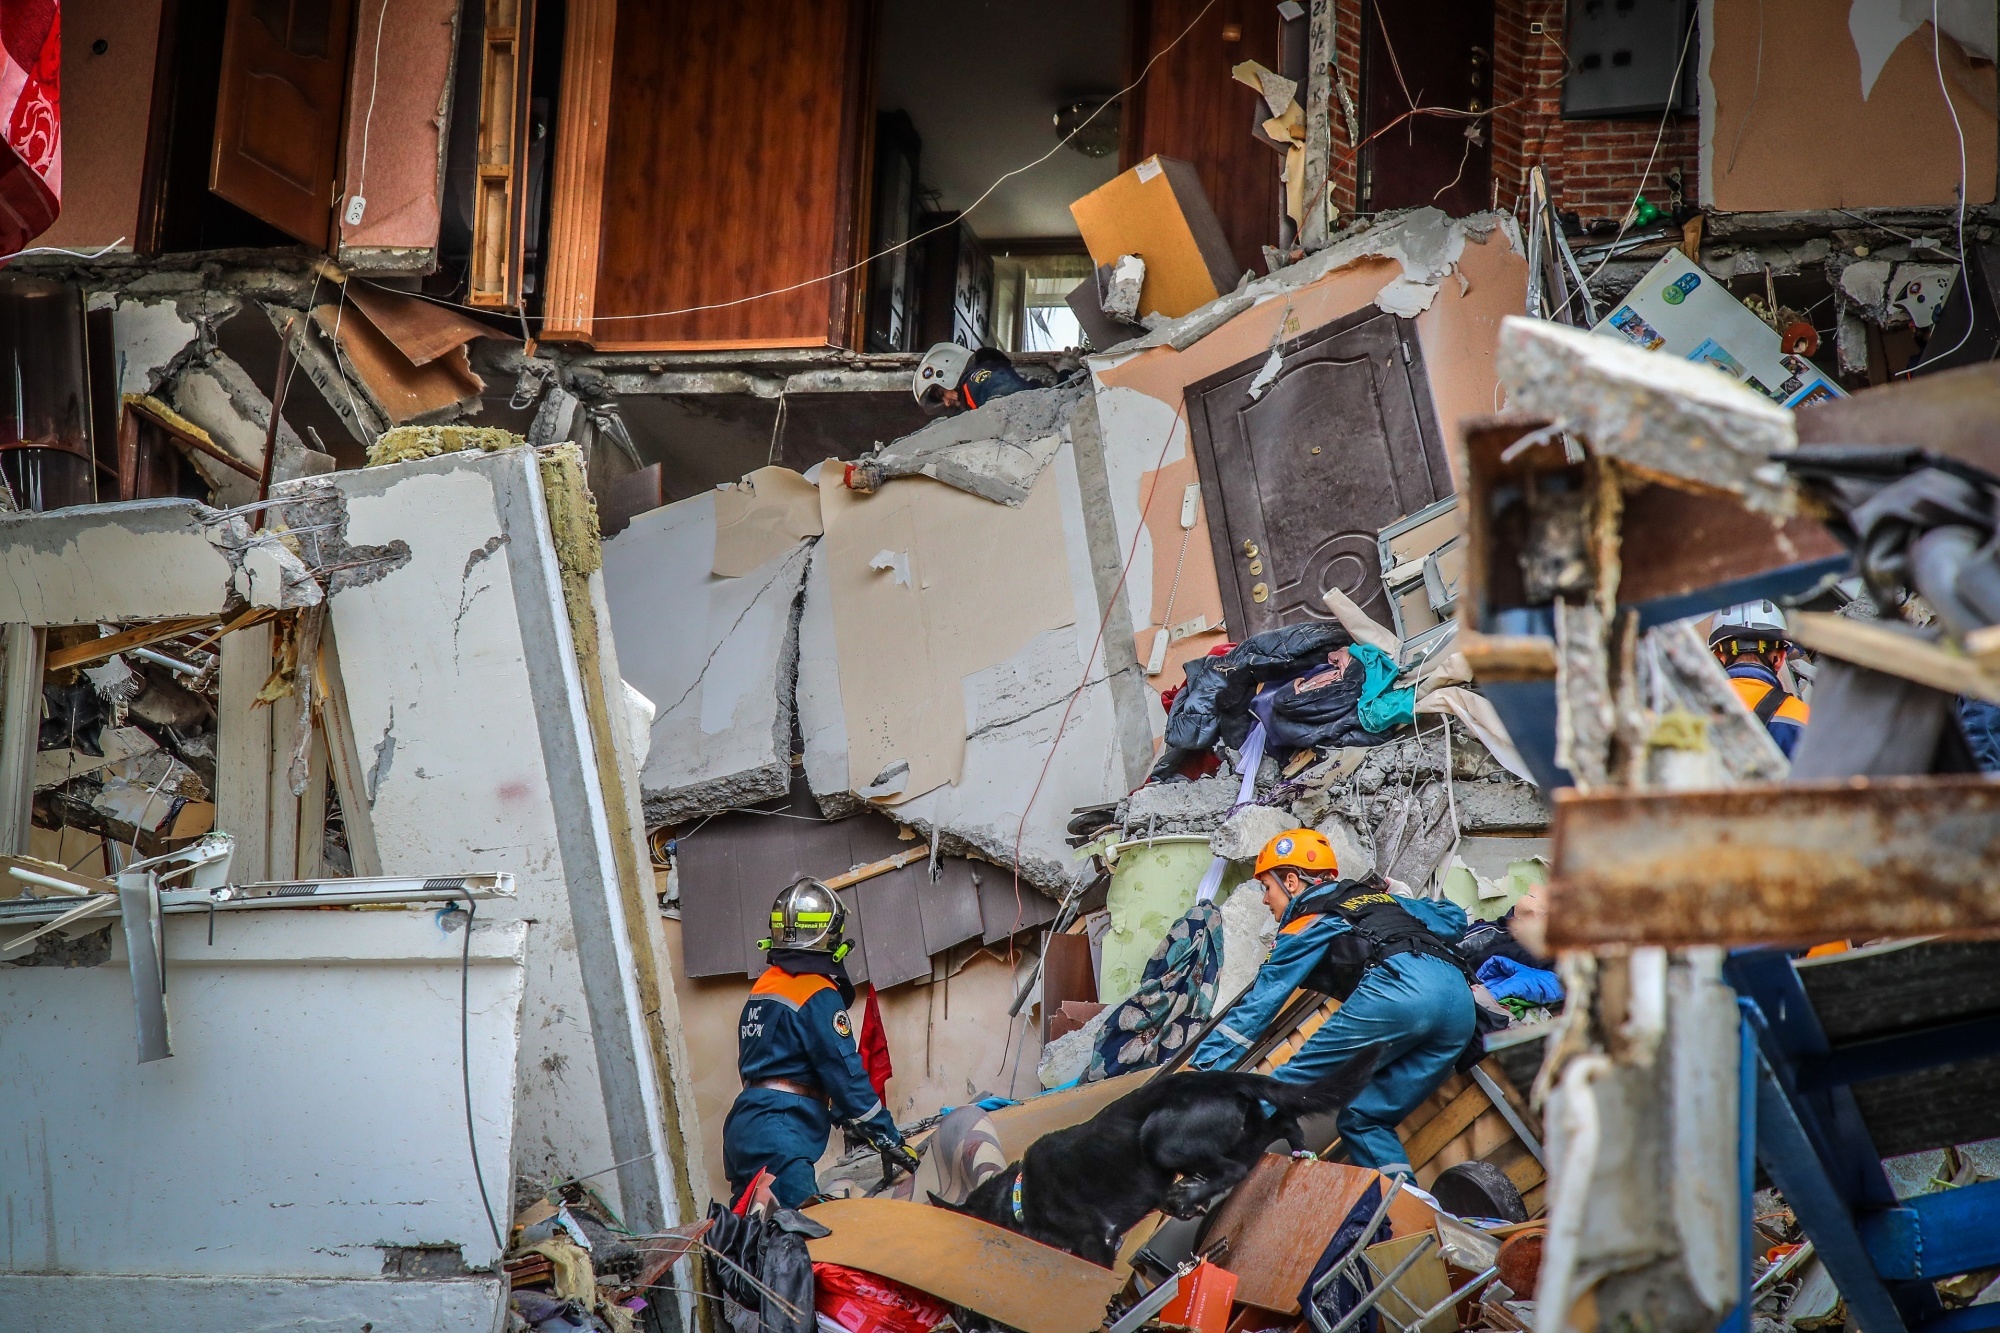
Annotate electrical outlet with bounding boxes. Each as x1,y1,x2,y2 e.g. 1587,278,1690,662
344,195,367,226
1529,20,1544,34
1180,483,1201,530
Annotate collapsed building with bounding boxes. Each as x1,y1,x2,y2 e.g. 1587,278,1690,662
0,1,1997,1331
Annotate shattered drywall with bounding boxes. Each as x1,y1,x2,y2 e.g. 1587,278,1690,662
602,490,811,824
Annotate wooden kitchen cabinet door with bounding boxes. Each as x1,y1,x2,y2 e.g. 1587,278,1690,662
1186,306,1449,638
210,0,356,248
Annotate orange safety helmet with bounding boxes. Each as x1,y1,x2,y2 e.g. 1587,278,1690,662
1254,828,1339,881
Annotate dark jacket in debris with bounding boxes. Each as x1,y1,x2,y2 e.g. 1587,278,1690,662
1161,623,1354,752
704,1202,827,1333
1253,646,1381,753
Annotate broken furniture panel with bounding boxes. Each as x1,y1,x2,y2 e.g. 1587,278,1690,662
1548,777,2000,948
1188,305,1450,638
210,0,356,248
548,0,872,347
333,0,462,269
600,487,809,825
803,1197,1126,1333
467,0,539,307
311,297,487,426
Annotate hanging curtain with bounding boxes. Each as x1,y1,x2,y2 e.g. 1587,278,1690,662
0,0,59,258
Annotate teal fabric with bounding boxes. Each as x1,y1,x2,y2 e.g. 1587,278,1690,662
1354,643,1415,733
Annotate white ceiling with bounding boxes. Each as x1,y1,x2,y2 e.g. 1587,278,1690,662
876,0,1129,240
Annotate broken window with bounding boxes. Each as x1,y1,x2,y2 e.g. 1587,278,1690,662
992,253,1094,353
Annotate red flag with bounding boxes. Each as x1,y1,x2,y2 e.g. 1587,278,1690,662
0,1,59,257
857,984,892,1101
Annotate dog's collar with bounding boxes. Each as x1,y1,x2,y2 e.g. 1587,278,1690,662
1009,1169,1025,1223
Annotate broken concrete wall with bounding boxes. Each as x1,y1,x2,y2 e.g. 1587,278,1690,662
804,399,1155,889
0,909,525,1331
1089,212,1529,688
320,447,691,1235
601,491,810,824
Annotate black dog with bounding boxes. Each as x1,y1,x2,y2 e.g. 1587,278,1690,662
937,1045,1385,1267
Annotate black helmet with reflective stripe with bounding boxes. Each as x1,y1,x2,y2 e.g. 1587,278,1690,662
760,876,849,957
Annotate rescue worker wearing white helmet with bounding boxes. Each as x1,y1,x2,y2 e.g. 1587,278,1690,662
1709,600,1810,758
913,341,1036,415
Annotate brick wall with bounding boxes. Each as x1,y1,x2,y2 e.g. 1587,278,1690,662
1323,0,1699,228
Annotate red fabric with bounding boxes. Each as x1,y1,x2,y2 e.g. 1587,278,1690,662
814,1263,949,1333
730,1167,773,1215
0,0,59,257
857,985,892,1101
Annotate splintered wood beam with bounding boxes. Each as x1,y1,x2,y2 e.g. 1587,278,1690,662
1547,777,2000,948
45,616,223,672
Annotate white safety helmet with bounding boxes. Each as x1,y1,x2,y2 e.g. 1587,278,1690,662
913,342,972,411
1707,600,1792,652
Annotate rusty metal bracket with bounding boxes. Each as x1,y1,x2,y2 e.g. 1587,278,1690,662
1548,777,2000,948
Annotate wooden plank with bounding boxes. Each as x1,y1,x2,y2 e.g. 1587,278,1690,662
468,0,536,308
1789,611,2000,707
342,282,503,367
1202,1156,1381,1313
1404,1082,1494,1171
1365,1233,1459,1332
264,682,303,880
313,304,483,425
0,625,45,855
803,1198,1125,1333
540,0,618,339
45,616,220,673
988,1070,1150,1162
217,622,276,882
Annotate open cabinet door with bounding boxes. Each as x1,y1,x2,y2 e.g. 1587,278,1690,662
210,0,356,248
542,0,874,348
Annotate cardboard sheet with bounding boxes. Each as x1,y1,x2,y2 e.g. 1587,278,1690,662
803,1198,1125,1333
712,466,824,577
342,281,503,367
819,470,1075,805
1071,157,1244,321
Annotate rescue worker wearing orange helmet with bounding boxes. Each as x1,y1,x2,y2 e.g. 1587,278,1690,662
1190,829,1475,1176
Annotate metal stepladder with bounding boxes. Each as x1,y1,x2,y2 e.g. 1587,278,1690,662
1726,945,2000,1333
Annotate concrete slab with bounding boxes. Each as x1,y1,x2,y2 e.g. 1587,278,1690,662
601,491,810,824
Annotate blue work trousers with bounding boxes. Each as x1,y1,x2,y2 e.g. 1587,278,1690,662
722,1087,831,1207
1270,952,1476,1173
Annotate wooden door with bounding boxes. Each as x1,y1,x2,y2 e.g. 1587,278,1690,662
1186,307,1449,638
1126,0,1281,278
1360,0,1493,215
579,0,873,348
210,0,356,248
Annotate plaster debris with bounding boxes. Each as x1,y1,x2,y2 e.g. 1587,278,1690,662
843,377,1090,506
1119,774,1239,833
1209,803,1295,862
1102,255,1147,323
1497,316,1799,517
1214,881,1277,1011
110,298,200,396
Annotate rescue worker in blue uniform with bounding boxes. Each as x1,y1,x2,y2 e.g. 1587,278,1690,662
1709,600,1810,758
1190,829,1475,1178
913,342,1038,415
722,878,911,1207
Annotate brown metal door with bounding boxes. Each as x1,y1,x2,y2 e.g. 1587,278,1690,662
210,0,356,248
1360,0,1493,215
1187,306,1448,638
